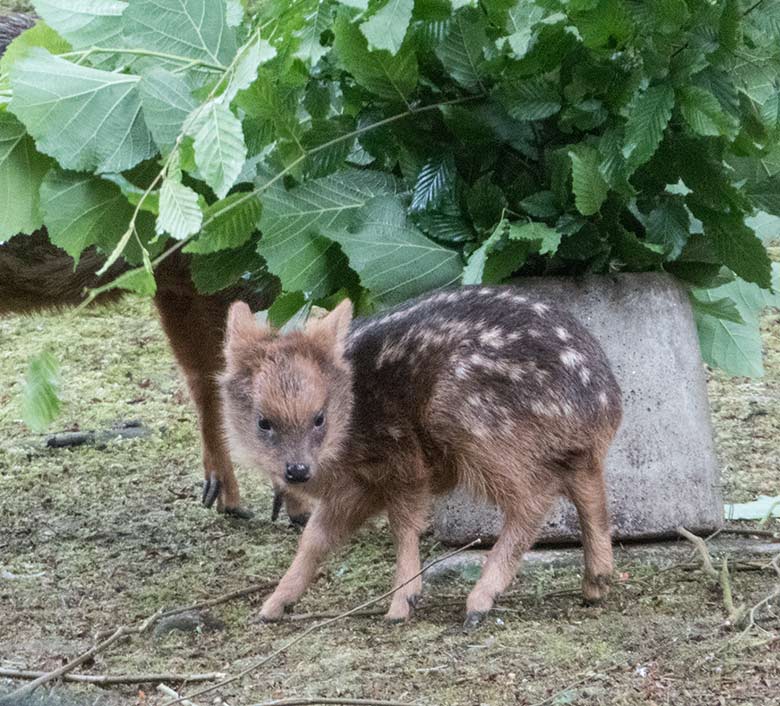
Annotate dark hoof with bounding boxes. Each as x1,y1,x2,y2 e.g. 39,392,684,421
407,593,422,609
289,513,310,529
223,505,254,520
463,611,486,632
202,474,220,508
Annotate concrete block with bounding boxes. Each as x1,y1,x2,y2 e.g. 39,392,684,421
431,273,722,546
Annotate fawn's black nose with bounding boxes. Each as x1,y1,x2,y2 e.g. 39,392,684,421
285,463,310,484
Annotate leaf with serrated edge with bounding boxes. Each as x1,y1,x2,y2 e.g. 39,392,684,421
508,221,561,255
569,145,608,216
360,0,414,55
22,352,61,433
258,169,397,296
140,68,197,152
0,112,50,240
157,179,202,240
322,195,462,304
189,101,247,199
622,84,674,169
333,12,418,101
295,1,335,64
435,9,489,90
39,169,139,264
184,192,261,253
222,35,276,104
9,49,154,173
34,0,126,49
411,158,454,212
122,0,236,66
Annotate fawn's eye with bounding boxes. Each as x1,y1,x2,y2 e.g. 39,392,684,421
258,417,273,432
313,411,325,428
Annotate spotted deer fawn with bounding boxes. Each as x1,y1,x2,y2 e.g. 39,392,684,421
220,286,623,628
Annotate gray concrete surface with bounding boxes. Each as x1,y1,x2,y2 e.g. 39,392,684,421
431,273,723,546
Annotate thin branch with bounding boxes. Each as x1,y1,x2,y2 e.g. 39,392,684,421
252,696,420,706
157,684,203,706
0,609,163,704
0,668,226,686
164,539,483,706
677,526,746,624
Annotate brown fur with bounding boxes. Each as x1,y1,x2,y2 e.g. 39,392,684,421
0,14,313,520
220,286,623,625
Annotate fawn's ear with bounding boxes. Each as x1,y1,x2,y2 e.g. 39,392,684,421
224,302,270,357
306,298,353,359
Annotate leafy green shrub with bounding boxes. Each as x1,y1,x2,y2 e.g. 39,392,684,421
1,0,779,377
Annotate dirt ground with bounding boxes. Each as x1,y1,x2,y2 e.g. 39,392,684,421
0,275,778,706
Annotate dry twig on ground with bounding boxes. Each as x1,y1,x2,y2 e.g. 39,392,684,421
0,608,164,704
163,539,483,706
0,668,226,686
677,526,746,624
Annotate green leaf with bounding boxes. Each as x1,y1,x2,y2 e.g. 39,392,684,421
0,20,71,79
0,112,51,240
301,117,357,178
34,0,126,49
466,174,506,231
139,68,198,152
188,101,247,199
702,211,772,289
21,351,61,433
410,157,455,212
645,197,689,260
322,195,462,304
434,8,489,90
622,84,674,170
39,169,145,264
190,240,266,294
268,291,309,328
111,265,158,297
184,192,261,253
688,294,744,325
508,221,561,255
221,35,277,104
333,10,418,101
496,78,561,120
258,169,397,297
571,0,634,49
157,178,203,240
746,176,780,216
361,0,414,55
295,0,335,65
122,0,237,67
691,285,765,377
678,86,737,139
569,144,608,216
9,48,154,173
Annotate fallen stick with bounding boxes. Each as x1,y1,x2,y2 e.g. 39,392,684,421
677,526,745,624
0,609,163,704
252,696,414,706
163,539,483,706
0,668,225,686
157,684,203,706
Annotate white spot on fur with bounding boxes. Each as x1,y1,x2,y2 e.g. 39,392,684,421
532,302,550,315
579,367,591,385
555,326,570,341
513,295,528,304
386,425,403,440
478,327,504,349
528,328,542,338
561,348,585,368
506,331,521,342
598,391,609,407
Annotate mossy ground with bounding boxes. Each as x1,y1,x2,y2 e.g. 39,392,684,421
1,291,779,706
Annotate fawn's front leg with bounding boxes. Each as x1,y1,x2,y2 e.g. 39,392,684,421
260,488,376,621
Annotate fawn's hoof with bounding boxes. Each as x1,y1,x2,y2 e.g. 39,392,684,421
463,610,487,632
582,573,612,605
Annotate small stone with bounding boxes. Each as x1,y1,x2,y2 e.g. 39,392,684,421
152,610,224,640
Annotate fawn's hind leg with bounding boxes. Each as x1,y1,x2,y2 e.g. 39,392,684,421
565,452,613,603
385,490,431,623
465,477,560,629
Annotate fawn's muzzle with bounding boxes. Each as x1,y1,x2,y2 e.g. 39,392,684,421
285,463,310,484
